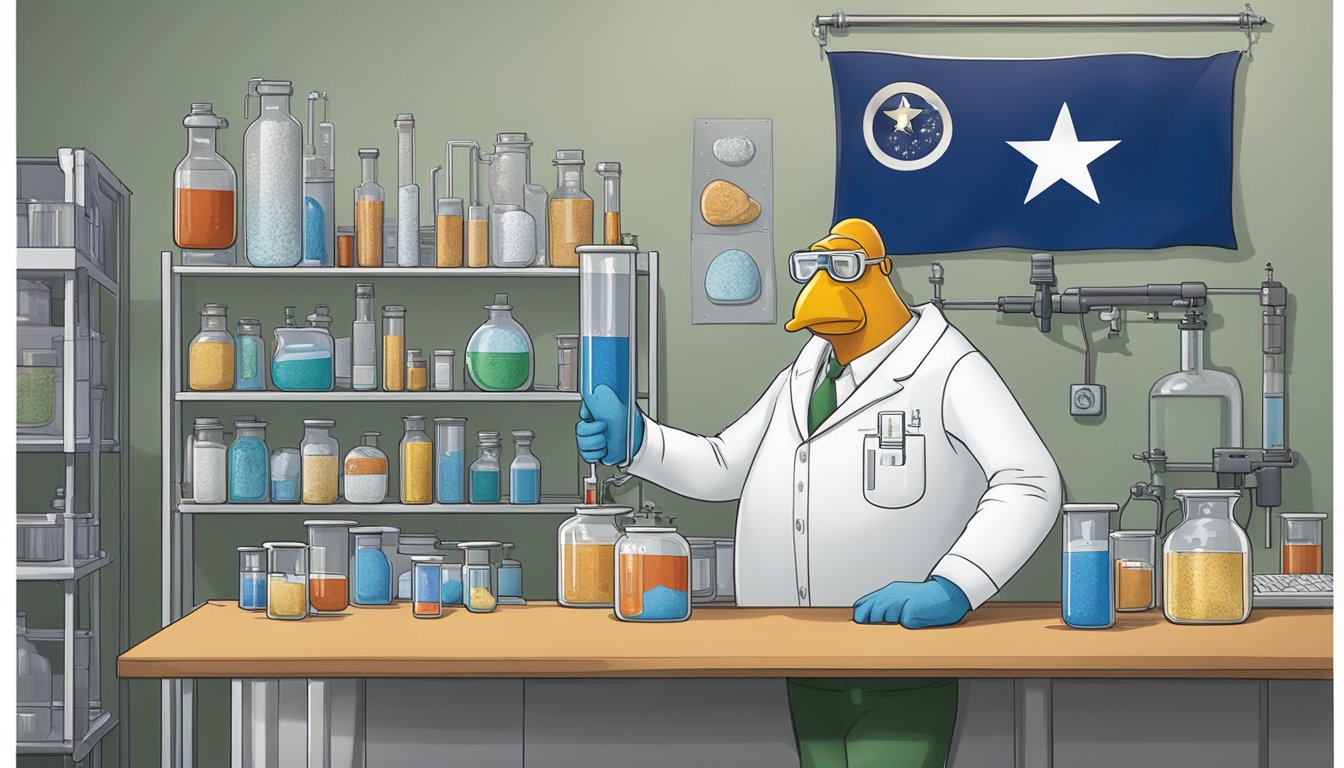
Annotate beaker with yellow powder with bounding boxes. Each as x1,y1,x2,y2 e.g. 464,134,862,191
1163,490,1251,624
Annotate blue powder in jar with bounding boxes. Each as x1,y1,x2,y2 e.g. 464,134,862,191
629,586,689,621
354,548,392,605
303,196,329,265
436,450,464,503
228,437,270,503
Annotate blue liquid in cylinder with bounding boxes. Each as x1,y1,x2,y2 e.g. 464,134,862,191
511,467,540,504
239,573,267,611
1264,395,1285,449
582,335,632,459
471,469,501,504
271,477,300,503
436,450,464,503
353,548,392,605
272,349,333,391
1062,550,1113,628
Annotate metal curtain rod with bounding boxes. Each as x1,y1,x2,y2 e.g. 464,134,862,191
812,5,1267,47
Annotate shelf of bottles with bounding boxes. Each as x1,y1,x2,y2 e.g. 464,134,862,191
178,499,581,515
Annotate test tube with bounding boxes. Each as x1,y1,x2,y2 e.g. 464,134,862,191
382,305,406,391
596,162,622,245
467,146,489,267
395,114,420,267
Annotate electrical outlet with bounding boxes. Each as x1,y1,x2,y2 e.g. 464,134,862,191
1070,384,1105,417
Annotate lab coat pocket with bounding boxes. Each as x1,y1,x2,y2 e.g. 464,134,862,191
862,434,926,509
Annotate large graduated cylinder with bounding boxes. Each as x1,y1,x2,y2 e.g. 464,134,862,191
1148,311,1242,464
579,245,638,465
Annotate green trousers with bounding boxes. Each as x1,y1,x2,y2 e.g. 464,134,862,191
787,678,958,768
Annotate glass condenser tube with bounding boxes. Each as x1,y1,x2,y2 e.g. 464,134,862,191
579,245,637,465
395,114,420,267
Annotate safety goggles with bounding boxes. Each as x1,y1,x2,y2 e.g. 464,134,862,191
787,249,886,284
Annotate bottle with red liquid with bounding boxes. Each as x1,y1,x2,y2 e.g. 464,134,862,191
174,103,238,266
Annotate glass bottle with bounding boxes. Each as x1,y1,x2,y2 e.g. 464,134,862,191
382,305,406,391
228,421,270,503
269,447,301,503
558,506,630,607
350,526,393,605
548,149,592,268
235,317,265,390
271,305,334,391
354,148,384,267
190,419,227,504
304,519,355,614
497,542,525,605
615,526,691,622
17,611,54,740
243,79,303,267
395,114,420,267
1111,530,1156,612
1280,513,1326,575
237,546,267,611
174,103,237,265
396,533,440,601
412,556,444,618
301,91,334,267
188,303,235,391
400,415,433,504
509,429,541,504
460,541,499,613
406,349,428,392
596,161,622,245
352,283,377,391
433,417,466,504
1061,504,1115,629
466,293,534,392
469,431,502,504
300,419,340,504
433,349,455,391
337,226,355,267
1148,310,1243,465
264,542,309,620
1163,490,1251,624
343,432,388,504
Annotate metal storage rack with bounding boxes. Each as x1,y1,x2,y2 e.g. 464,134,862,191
159,251,660,767
16,149,130,767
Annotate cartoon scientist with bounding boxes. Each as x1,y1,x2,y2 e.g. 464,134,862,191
577,218,1062,767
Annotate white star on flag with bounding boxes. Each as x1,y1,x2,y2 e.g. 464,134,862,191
1006,103,1120,204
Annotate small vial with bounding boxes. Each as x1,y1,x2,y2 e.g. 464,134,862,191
432,349,455,391
336,225,355,267
406,349,428,392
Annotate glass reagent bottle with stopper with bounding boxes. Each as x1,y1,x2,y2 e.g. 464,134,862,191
510,429,541,504
175,103,237,265
343,432,389,504
243,79,303,267
548,149,593,267
470,431,502,504
228,421,270,503
189,303,235,391
355,148,384,267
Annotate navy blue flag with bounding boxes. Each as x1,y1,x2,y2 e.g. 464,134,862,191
828,51,1240,253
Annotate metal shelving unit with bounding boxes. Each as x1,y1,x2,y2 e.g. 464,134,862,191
16,149,130,768
160,248,660,768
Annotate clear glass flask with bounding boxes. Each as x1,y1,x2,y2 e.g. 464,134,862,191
1148,310,1243,464
264,542,309,620
189,303,235,391
469,431,502,504
271,305,334,391
1164,490,1251,624
616,526,691,622
344,432,389,504
1280,513,1326,575
396,533,439,601
243,79,303,267
269,447,301,503
304,520,355,614
382,305,406,391
466,293,534,392
433,417,466,504
1110,530,1156,612
190,419,228,504
460,541,500,613
400,415,433,504
509,429,541,504
175,103,237,265
498,542,525,605
355,148,384,267
596,161,622,245
557,505,631,607
548,150,592,267
300,419,340,504
579,245,637,464
413,556,444,618
350,526,393,605
235,316,265,390
1061,504,1114,629
228,421,270,503
406,349,428,392
352,283,377,391
237,546,267,610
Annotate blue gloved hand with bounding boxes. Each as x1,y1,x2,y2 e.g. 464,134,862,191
576,384,645,466
852,576,971,628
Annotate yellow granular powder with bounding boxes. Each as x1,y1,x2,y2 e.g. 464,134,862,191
561,543,615,604
469,586,497,611
1115,560,1154,611
407,366,427,392
302,454,339,504
383,335,405,391
1164,552,1248,623
401,441,433,504
268,578,307,618
189,341,235,391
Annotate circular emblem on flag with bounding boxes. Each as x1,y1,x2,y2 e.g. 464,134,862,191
862,82,952,171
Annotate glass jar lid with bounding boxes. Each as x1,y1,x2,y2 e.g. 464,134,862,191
624,526,677,533
303,419,336,428
412,555,445,564
574,505,633,516
303,519,357,528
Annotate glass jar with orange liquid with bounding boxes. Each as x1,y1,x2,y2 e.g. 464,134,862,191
1280,514,1325,574
174,103,237,266
304,520,354,614
615,526,691,622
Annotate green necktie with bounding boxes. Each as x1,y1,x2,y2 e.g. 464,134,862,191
807,356,844,436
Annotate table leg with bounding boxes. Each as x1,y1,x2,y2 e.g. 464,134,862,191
1014,678,1052,768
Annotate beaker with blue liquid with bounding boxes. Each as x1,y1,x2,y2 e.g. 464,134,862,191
1061,504,1116,629
578,244,637,465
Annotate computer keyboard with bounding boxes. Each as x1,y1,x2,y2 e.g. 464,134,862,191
1252,573,1333,608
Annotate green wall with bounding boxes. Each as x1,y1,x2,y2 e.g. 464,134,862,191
16,1,1332,766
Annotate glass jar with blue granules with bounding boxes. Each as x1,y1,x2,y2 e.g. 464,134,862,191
235,317,265,390
350,527,393,605
228,421,270,503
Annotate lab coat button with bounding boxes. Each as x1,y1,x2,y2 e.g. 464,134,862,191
798,587,808,600
799,450,807,463
795,519,806,533
797,481,804,493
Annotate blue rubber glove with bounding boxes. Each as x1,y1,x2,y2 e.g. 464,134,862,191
576,384,645,466
852,576,971,628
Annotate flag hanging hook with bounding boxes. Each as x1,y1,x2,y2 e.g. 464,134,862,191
1241,3,1260,60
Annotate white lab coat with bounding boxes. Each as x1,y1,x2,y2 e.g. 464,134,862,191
629,304,1061,608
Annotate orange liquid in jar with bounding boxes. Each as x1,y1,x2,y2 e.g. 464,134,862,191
309,574,348,612
618,553,689,617
176,188,236,250
337,234,355,267
604,211,621,245
413,601,441,617
1282,543,1323,574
